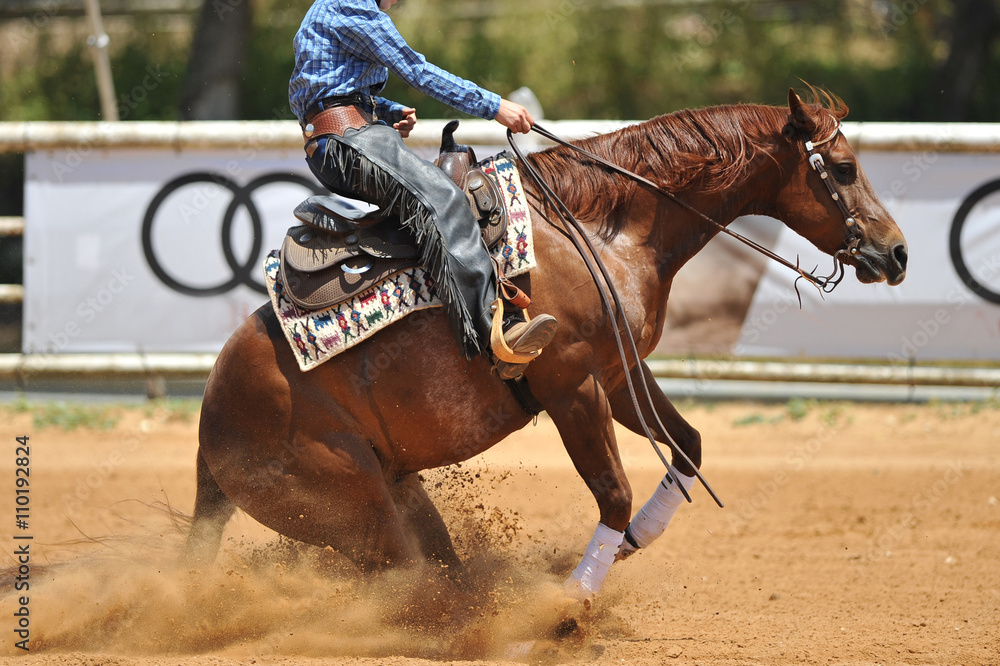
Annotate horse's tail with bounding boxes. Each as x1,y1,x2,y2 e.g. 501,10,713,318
180,449,236,566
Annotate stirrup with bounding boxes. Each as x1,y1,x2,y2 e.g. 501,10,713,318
490,298,558,380
490,298,539,365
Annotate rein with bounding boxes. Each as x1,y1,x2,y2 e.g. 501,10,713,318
507,119,860,509
509,128,721,508
527,123,860,303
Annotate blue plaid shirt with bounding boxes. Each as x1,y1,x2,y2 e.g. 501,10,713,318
289,0,502,125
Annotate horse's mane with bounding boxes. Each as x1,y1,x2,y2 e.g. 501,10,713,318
525,88,848,240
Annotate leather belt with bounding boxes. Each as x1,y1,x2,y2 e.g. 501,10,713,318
302,105,374,143
315,92,370,110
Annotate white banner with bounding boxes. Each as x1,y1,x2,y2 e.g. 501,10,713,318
22,144,457,354
738,152,1000,361
24,148,327,353
21,134,1000,361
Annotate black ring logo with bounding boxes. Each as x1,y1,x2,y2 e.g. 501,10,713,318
949,178,1000,305
142,172,323,296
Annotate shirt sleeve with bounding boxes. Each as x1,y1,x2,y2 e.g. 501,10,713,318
336,0,502,120
374,95,406,125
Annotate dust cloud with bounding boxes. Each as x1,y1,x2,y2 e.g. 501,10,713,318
1,466,618,661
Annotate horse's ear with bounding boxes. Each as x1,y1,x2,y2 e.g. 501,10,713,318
786,88,817,136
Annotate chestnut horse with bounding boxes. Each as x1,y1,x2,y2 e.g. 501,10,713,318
184,90,907,595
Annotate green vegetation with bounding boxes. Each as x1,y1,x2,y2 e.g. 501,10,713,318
28,402,119,431
732,399,847,427
1,396,203,430
820,404,845,427
0,0,989,123
785,397,812,422
733,412,769,426
144,398,202,424
932,394,1000,419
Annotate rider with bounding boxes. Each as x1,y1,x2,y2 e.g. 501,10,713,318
289,0,557,374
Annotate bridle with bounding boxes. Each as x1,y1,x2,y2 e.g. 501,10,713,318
506,117,866,508
799,121,864,295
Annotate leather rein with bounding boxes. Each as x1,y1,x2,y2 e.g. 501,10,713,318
529,122,862,301
507,120,860,509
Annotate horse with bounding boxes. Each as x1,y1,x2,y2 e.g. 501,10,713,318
184,89,908,596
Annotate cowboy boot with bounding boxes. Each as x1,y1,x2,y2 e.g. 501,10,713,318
492,311,558,380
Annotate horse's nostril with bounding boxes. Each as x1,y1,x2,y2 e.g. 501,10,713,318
892,243,908,271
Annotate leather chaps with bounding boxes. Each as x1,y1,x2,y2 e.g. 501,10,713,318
305,123,497,358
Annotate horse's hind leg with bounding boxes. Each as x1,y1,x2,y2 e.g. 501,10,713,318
388,474,464,576
181,449,236,565
206,427,424,573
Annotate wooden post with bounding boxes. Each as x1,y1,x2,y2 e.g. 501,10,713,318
83,0,119,121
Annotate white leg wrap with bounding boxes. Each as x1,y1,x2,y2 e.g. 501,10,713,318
564,522,624,600
621,473,695,554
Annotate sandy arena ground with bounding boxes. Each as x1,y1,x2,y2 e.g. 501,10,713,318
0,398,998,665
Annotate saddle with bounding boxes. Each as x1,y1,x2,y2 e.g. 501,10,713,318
281,120,508,311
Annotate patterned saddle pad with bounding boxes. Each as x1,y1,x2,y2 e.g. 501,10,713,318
264,152,537,372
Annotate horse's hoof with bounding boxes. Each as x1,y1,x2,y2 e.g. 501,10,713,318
562,576,594,610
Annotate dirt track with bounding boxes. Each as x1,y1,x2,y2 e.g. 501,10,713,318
1,399,998,665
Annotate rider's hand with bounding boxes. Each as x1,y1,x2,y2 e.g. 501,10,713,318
394,107,417,138
495,99,534,134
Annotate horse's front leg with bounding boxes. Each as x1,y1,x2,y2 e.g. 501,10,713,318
607,360,701,559
546,377,632,600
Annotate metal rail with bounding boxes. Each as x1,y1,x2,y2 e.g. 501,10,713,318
4,120,1000,154
0,217,24,305
644,359,1000,389
0,217,24,236
3,121,1000,379
0,354,997,389
0,286,24,305
0,353,216,379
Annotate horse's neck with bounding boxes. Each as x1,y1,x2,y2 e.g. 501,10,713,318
604,110,789,274
608,133,788,349
529,111,790,348
625,156,778,279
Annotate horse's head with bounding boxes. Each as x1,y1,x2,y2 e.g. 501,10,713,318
774,89,907,286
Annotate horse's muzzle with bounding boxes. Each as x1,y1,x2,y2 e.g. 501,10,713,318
852,241,907,285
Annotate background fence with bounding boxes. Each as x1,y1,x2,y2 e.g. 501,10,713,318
1,119,999,397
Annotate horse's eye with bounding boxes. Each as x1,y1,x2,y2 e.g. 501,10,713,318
837,162,855,177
